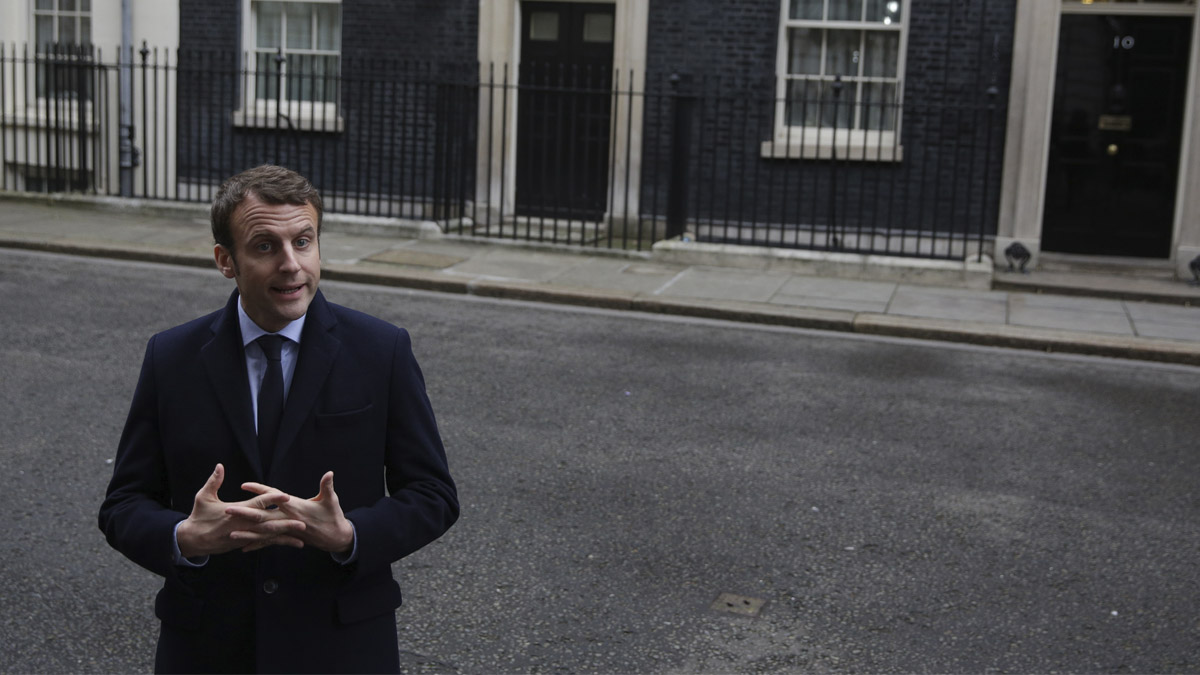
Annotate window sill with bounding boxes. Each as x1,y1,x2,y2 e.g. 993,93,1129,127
2,110,100,133
759,140,903,162
231,110,345,133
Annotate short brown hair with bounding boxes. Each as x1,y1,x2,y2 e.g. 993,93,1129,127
211,165,324,254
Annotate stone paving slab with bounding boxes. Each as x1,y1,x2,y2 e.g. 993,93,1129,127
658,266,791,302
1007,293,1133,335
318,234,408,265
548,258,684,294
445,248,586,282
769,276,895,313
1124,302,1200,341
1125,301,1200,325
887,285,1008,323
365,248,468,269
1133,321,1200,342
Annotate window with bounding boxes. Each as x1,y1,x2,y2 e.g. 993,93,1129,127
33,0,93,99
238,0,342,129
768,0,908,160
33,0,91,48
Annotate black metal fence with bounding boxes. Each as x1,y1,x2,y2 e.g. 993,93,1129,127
0,44,1003,259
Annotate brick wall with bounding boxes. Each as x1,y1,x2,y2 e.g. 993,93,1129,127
640,0,1018,243
174,0,1017,247
179,0,477,61
176,0,479,200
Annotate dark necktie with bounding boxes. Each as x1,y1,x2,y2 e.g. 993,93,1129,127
256,334,285,475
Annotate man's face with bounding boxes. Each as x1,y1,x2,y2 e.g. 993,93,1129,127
213,194,321,332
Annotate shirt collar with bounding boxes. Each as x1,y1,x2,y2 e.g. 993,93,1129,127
237,297,306,347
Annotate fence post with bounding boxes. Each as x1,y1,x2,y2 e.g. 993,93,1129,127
666,73,694,240
118,3,135,196
980,83,999,263
74,45,89,191
829,74,842,250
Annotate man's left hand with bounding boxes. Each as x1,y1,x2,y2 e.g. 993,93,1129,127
235,472,355,554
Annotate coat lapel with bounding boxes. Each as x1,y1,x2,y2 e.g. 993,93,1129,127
272,290,341,472
201,290,263,477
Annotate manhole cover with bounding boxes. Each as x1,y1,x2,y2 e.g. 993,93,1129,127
711,593,765,617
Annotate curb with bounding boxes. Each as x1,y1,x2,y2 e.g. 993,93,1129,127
4,236,1200,367
852,314,1200,366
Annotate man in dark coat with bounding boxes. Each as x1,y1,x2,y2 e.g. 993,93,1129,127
99,165,459,673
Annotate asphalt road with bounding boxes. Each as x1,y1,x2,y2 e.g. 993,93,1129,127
1,249,1198,674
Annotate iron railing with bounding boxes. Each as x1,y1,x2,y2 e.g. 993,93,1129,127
0,44,1004,259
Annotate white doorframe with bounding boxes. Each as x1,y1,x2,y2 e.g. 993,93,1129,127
476,0,649,227
997,0,1200,278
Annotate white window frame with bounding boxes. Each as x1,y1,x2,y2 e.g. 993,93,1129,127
32,0,92,48
764,0,910,162
14,0,98,130
31,0,94,103
234,0,343,131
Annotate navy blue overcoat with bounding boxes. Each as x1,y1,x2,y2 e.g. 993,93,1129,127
100,289,459,674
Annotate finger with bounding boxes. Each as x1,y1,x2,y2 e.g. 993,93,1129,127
196,464,224,500
313,471,335,502
272,535,305,549
241,481,274,495
229,520,305,540
225,505,302,524
251,491,291,509
236,485,292,509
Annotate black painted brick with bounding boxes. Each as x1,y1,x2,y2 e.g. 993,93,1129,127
173,0,1016,242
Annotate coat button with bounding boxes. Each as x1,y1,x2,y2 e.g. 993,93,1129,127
263,579,279,594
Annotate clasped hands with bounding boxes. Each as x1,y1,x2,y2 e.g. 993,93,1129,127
176,463,354,558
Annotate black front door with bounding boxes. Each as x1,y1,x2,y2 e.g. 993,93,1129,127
516,2,614,221
1042,15,1192,258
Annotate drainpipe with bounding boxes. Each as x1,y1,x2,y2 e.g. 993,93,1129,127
118,0,135,196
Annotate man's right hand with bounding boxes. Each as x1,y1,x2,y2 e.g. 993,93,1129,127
176,464,307,558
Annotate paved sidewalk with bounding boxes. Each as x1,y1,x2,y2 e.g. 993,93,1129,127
3,193,1200,366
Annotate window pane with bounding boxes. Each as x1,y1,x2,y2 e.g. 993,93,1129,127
256,2,283,49
828,0,861,21
825,29,860,77
323,55,339,103
37,16,55,47
36,0,53,10
318,56,338,102
785,79,820,126
286,2,314,49
819,80,854,129
530,12,559,41
60,17,77,44
583,13,613,43
865,0,902,24
60,0,77,11
315,3,340,51
787,28,822,75
789,0,824,20
288,53,311,102
81,0,91,11
81,17,91,45
861,82,897,130
256,52,279,100
288,53,339,102
862,30,897,77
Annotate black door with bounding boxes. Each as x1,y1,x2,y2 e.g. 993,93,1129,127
1042,15,1192,258
516,2,614,220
